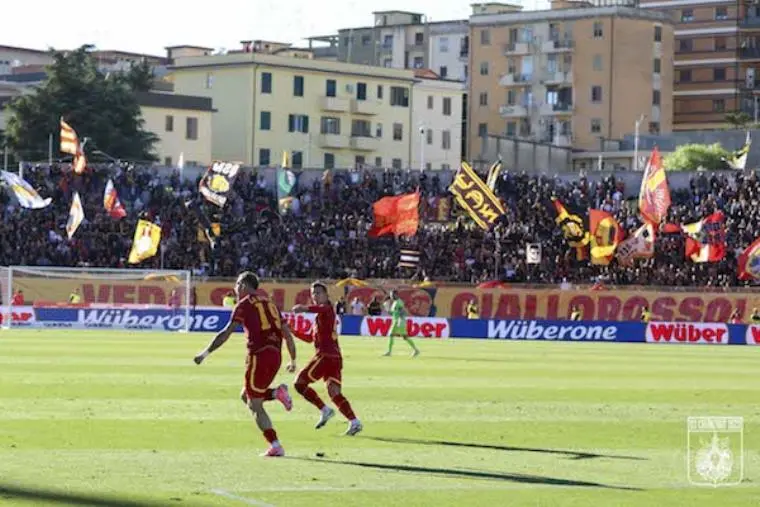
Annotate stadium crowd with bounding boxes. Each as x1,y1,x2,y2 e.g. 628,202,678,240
0,162,757,287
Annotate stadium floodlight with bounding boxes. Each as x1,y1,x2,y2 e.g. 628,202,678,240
0,266,192,332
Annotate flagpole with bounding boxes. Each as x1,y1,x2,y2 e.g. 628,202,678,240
2,143,7,172
48,133,53,166
634,114,644,171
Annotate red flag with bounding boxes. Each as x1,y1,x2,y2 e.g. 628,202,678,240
60,118,87,174
738,237,760,280
682,211,726,263
638,147,671,225
103,179,127,219
589,209,624,265
368,192,420,238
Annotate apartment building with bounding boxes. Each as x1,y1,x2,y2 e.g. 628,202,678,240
169,46,422,169
0,45,54,76
469,0,674,158
640,0,760,130
334,11,469,81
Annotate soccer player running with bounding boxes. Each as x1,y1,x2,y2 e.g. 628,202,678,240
383,290,420,357
292,282,362,436
193,272,297,457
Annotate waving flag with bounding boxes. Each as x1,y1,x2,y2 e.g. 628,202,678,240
199,161,241,208
727,131,751,170
589,209,624,265
368,192,420,238
616,223,656,266
60,118,87,174
485,159,502,191
103,179,127,219
0,170,52,209
66,192,84,239
128,220,162,264
448,162,505,230
683,211,726,263
738,237,760,280
638,147,671,225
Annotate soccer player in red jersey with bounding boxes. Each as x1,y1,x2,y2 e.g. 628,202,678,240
194,271,297,457
292,281,362,436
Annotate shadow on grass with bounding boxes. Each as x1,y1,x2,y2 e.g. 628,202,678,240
292,457,642,491
0,483,182,507
365,436,647,461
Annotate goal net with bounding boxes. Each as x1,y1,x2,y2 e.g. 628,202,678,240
0,266,193,332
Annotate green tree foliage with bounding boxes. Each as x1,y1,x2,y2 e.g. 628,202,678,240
662,143,731,171
5,45,158,162
725,111,752,130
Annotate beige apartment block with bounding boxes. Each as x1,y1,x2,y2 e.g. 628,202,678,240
169,47,422,169
468,0,674,157
640,0,760,130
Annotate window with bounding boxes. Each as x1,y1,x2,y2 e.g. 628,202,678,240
414,32,424,46
591,118,602,134
383,59,392,68
480,62,489,75
481,29,491,45
382,35,393,48
593,54,602,71
413,57,424,69
377,85,383,99
374,157,382,167
185,117,198,140
393,122,403,141
478,122,487,137
654,26,662,43
320,116,340,135
375,123,383,137
679,69,692,82
593,21,603,39
507,90,517,105
355,155,365,167
715,6,728,20
506,121,516,136
291,151,303,169
261,72,272,94
356,82,367,100
679,39,693,52
351,119,371,137
259,148,271,166
714,68,726,81
392,158,402,169
288,114,309,133
293,75,304,97
390,86,409,107
205,73,214,89
164,157,172,166
361,35,371,46
442,130,451,150
440,66,448,78
681,9,694,22
324,153,335,169
425,163,432,171
439,37,449,53
713,99,725,112
165,115,174,132
427,96,434,109
648,122,660,134
426,128,433,145
326,79,336,97
591,85,603,103
653,90,661,105
260,111,271,130
443,97,452,116
479,92,488,106
715,37,727,51
654,58,661,74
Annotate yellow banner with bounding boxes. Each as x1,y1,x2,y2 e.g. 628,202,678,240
448,162,505,230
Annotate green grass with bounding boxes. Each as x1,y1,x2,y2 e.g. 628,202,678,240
0,330,757,506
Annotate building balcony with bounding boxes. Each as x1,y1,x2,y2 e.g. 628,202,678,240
554,134,572,147
319,134,349,149
350,136,378,151
406,43,426,52
740,16,760,28
351,99,381,116
540,103,573,116
543,70,573,86
321,96,350,113
499,105,528,118
499,73,532,86
379,44,393,54
503,42,531,55
740,47,760,60
542,39,574,53
459,48,469,60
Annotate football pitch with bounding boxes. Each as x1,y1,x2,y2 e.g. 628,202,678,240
0,330,757,507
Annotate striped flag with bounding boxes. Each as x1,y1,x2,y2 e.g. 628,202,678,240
485,159,502,191
60,118,87,174
638,146,671,225
66,192,84,239
398,249,421,269
103,179,127,219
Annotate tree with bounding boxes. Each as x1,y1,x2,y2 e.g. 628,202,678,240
5,45,158,162
725,111,752,130
662,143,731,171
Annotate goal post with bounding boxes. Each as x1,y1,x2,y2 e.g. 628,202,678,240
0,266,193,332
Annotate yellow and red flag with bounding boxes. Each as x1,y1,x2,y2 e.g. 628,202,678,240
682,211,726,263
103,179,127,219
60,118,87,174
368,192,420,238
738,237,760,280
589,209,624,265
127,219,161,264
638,146,671,225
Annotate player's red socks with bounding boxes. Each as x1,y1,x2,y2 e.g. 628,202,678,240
263,428,278,444
295,383,326,410
331,394,356,421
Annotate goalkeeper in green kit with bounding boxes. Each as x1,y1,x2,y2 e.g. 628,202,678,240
382,290,420,357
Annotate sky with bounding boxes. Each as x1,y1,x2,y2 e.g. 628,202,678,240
3,0,547,57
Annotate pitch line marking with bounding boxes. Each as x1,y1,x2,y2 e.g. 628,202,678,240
210,489,275,506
